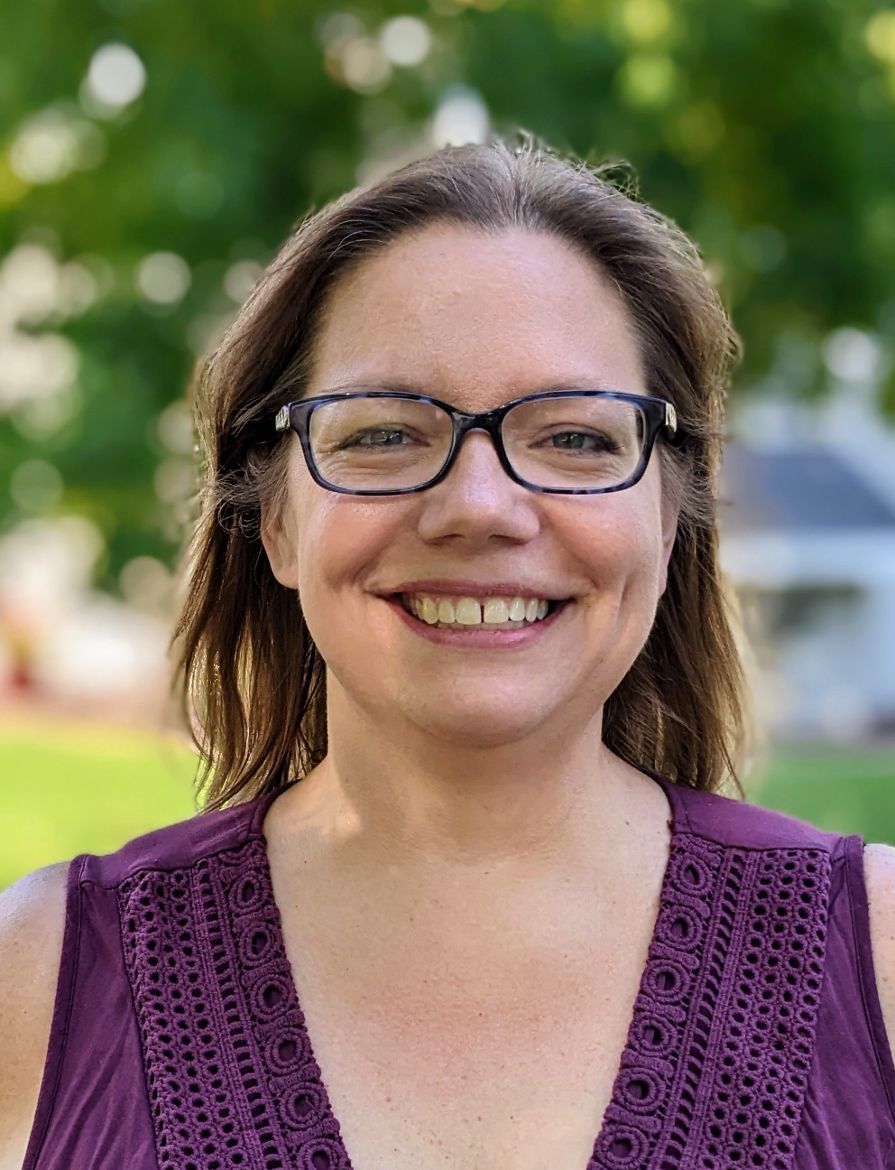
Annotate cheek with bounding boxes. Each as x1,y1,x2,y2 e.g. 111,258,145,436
560,498,660,582
296,493,410,600
288,461,351,581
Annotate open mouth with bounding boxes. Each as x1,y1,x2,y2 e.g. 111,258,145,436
393,594,568,631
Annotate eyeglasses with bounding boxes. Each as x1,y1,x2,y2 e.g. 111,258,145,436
273,388,679,496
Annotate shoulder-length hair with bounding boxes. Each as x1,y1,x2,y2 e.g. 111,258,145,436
170,133,758,812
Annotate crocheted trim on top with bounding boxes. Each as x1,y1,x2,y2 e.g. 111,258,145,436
117,831,832,1170
119,838,350,1170
588,835,832,1170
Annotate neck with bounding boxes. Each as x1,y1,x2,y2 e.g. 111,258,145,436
277,679,665,891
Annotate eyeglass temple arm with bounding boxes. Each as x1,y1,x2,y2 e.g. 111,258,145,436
664,401,677,435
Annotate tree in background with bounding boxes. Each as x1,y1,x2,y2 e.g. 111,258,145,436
2,0,894,597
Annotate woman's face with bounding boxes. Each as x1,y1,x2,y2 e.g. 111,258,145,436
261,224,679,749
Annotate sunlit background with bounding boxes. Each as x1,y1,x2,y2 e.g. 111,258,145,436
2,0,895,888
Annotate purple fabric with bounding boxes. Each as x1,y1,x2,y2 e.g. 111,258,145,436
22,770,895,1169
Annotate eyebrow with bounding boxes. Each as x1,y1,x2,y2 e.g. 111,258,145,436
308,375,623,396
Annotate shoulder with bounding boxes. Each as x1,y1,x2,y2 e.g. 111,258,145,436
658,776,842,851
80,798,263,889
0,861,71,1166
863,843,895,1061
0,860,70,1000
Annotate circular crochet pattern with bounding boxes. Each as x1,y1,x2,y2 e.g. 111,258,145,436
119,826,831,1170
589,837,830,1169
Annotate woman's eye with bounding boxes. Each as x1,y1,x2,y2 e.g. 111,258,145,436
342,428,410,447
548,431,619,452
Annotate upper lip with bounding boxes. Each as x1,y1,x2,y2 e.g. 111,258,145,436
381,580,573,601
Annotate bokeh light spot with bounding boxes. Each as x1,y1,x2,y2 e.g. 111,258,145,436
153,457,195,505
380,17,432,66
315,11,365,49
621,0,672,43
340,37,392,92
10,387,80,440
223,259,263,304
865,11,895,65
0,334,79,410
136,252,191,305
0,243,60,323
9,108,105,185
822,328,883,383
86,44,146,108
156,398,195,455
58,262,101,316
431,86,489,147
119,556,174,613
618,52,676,108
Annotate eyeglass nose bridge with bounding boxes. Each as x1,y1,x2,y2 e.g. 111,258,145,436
436,400,524,488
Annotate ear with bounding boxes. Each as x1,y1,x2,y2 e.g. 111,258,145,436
658,493,680,597
259,497,299,590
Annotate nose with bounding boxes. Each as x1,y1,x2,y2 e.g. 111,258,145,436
415,428,541,544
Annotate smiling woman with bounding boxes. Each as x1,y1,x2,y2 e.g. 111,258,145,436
3,135,895,1170
256,223,686,765
182,144,745,807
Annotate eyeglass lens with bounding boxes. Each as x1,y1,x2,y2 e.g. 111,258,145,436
307,395,647,491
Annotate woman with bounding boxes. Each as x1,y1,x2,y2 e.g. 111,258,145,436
3,136,894,1169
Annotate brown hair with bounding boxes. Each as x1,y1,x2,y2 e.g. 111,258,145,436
170,132,758,813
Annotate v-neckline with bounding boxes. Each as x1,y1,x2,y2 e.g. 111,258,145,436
249,767,690,1170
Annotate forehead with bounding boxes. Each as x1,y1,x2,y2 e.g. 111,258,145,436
308,224,646,399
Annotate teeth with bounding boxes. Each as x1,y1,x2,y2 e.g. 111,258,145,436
404,594,554,628
419,597,439,624
508,597,526,622
483,598,509,624
455,598,481,625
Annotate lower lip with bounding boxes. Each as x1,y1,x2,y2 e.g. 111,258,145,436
383,597,572,647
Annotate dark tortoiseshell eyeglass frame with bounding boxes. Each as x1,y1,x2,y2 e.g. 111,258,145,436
272,388,680,496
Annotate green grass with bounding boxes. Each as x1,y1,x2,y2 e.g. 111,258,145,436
1,714,198,890
2,715,893,891
745,744,895,843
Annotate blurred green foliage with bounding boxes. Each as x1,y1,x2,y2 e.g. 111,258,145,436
2,0,895,591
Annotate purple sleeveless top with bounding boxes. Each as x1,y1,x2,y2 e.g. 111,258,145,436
22,769,895,1170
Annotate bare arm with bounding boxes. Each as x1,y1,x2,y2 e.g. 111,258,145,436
864,843,895,1069
0,863,69,1170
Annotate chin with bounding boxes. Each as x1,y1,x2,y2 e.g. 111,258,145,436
406,701,558,749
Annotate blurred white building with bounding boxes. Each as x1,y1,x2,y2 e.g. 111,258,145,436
720,378,895,741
